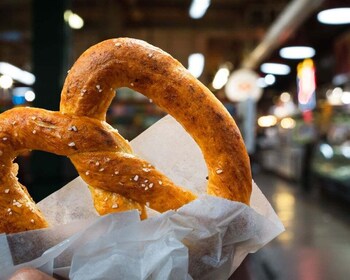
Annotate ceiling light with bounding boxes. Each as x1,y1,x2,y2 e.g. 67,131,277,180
317,8,350,25
25,90,36,102
260,63,290,75
279,46,315,59
188,53,205,78
0,62,35,85
189,0,211,19
64,10,84,29
0,75,13,89
264,74,276,85
212,66,230,90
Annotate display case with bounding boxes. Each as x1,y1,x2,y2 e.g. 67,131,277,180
311,110,350,201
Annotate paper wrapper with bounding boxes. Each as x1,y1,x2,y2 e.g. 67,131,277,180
0,115,284,280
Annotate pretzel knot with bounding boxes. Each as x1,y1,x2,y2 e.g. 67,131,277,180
0,38,252,234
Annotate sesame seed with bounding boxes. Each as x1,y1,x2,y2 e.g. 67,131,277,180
7,208,11,212
2,137,7,141
145,187,149,191
149,183,154,188
141,184,145,187
12,121,17,125
144,179,148,183
85,171,90,176
158,180,163,185
216,169,223,174
4,189,9,193
112,203,119,209
130,82,134,87
106,157,110,162
80,89,87,96
104,197,108,202
133,175,139,181
99,168,105,172
95,161,100,166
148,53,153,58
31,219,35,223
115,43,121,47
8,211,12,215
149,99,153,103
142,168,151,172
146,202,150,207
114,171,119,175
32,130,36,134
68,142,76,147
31,116,37,120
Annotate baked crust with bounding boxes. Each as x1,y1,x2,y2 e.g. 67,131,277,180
0,38,251,234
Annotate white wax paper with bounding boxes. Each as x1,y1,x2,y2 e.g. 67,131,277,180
0,115,284,280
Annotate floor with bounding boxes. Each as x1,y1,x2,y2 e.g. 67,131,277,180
232,171,350,280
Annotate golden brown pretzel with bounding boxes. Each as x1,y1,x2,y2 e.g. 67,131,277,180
0,38,251,234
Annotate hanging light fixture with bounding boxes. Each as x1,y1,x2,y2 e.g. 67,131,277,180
279,46,316,59
317,8,350,25
260,63,291,75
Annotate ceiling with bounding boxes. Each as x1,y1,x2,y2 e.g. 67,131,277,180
0,0,349,112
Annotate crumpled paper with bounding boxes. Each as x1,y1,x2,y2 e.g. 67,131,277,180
0,115,284,280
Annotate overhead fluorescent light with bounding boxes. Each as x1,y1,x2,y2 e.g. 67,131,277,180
260,63,290,75
189,0,211,19
188,53,205,78
0,62,35,85
317,8,350,25
212,66,230,90
279,46,315,59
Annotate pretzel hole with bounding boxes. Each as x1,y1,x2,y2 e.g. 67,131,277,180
111,87,166,140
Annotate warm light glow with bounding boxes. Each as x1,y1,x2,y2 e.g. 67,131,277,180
0,62,35,85
279,46,315,59
280,117,296,129
260,63,290,75
326,87,343,105
212,67,230,90
0,75,13,89
317,8,350,25
280,92,291,103
188,53,205,78
64,9,84,29
189,0,211,19
258,115,277,128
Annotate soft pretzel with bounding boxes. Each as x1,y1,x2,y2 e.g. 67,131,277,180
0,38,251,234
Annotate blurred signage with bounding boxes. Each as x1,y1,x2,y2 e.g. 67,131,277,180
297,59,316,111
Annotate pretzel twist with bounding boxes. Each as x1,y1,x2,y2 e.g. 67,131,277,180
0,38,251,234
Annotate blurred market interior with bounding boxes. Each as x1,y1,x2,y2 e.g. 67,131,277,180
1,0,350,279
